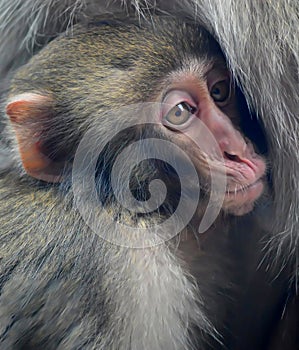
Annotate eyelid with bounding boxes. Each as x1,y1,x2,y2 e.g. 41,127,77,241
206,70,231,91
162,90,198,115
208,74,232,106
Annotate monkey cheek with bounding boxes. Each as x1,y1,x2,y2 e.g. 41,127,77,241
223,179,265,216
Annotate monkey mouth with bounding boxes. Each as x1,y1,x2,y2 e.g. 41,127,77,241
225,178,264,195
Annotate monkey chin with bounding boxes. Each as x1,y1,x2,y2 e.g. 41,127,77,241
223,179,265,216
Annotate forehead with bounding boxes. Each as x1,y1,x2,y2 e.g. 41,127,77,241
69,18,223,60
12,18,226,102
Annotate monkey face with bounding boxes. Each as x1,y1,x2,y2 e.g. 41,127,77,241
6,18,267,224
153,63,266,216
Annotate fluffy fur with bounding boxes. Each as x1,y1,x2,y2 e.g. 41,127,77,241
0,1,298,348
1,14,288,348
0,18,249,349
0,0,298,272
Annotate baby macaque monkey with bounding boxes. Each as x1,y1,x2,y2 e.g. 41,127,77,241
0,18,270,349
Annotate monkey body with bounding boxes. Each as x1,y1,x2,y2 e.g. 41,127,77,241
0,1,298,348
0,20,233,349
0,18,287,350
0,1,298,266
0,173,234,349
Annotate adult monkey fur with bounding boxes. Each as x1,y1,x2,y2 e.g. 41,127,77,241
0,0,298,271
0,17,284,349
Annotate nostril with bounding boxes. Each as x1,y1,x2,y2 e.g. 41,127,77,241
224,151,241,162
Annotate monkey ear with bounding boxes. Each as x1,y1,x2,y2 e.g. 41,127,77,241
6,93,65,183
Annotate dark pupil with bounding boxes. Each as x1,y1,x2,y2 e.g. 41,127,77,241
175,109,182,117
175,103,189,118
211,81,229,102
164,102,195,126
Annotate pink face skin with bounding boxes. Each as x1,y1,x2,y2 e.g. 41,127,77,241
158,65,266,216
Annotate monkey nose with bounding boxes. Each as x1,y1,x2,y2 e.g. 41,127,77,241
218,133,247,160
223,152,241,162
200,108,247,160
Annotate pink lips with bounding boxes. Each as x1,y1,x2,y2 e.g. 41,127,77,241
225,178,263,195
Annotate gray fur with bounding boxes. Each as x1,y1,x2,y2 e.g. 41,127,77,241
0,19,240,349
0,1,298,348
0,179,212,349
0,145,12,171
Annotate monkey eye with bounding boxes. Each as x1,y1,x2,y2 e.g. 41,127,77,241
163,102,197,126
210,80,230,103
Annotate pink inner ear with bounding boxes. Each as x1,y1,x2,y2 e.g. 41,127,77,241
6,93,52,122
6,93,64,183
6,100,30,123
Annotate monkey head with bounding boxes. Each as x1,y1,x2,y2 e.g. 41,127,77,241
4,18,267,224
